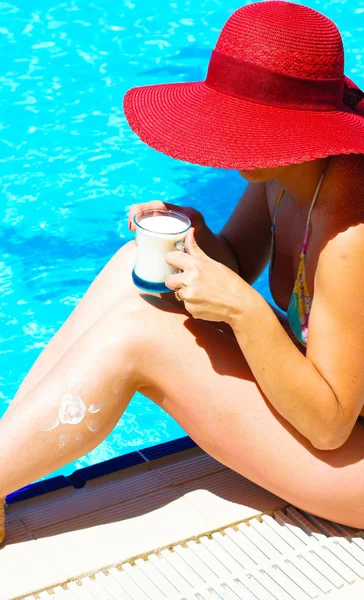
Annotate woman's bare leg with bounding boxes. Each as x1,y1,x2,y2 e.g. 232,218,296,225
0,240,190,509
0,289,364,529
0,298,146,500
0,240,204,543
130,295,364,529
0,240,140,543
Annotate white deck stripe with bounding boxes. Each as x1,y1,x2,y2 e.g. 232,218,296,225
16,506,364,600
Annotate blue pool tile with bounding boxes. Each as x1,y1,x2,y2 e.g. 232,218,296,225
6,476,71,505
5,437,198,504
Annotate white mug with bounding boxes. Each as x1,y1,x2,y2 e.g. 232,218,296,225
132,208,191,293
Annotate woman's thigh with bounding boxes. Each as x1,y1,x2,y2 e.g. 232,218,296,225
131,295,364,529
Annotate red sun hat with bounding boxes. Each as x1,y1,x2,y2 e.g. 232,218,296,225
123,1,364,170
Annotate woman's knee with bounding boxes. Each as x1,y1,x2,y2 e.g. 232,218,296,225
105,290,177,332
112,239,136,264
94,292,155,359
101,292,186,365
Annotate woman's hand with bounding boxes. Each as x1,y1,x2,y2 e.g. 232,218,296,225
165,228,248,324
128,200,206,235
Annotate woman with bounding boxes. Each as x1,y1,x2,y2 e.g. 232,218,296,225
1,0,364,544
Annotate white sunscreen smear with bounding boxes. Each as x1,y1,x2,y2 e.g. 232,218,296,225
134,215,189,283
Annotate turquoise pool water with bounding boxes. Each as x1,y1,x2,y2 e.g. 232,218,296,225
0,0,363,481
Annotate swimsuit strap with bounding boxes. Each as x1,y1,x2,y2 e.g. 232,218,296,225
301,169,326,254
271,188,285,231
269,188,285,284
272,160,330,254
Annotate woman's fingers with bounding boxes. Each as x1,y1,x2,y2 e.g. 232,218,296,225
164,273,186,291
165,250,191,270
165,250,196,291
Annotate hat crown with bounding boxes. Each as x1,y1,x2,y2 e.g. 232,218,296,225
216,1,344,79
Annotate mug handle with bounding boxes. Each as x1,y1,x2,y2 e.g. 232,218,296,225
174,240,186,252
174,240,186,274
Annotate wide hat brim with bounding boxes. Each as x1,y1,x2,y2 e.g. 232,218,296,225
123,80,364,170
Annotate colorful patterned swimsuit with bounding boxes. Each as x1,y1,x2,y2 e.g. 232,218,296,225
269,171,326,348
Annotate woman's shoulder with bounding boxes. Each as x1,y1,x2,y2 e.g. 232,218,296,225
328,154,364,201
316,154,364,280
319,154,364,229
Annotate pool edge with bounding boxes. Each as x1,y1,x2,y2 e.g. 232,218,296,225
5,435,197,505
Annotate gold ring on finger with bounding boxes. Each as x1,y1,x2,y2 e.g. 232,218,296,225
174,289,183,302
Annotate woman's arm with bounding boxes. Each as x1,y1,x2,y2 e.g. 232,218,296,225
197,181,272,280
230,225,364,450
230,290,342,450
219,181,272,283
166,223,364,451
196,225,240,273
